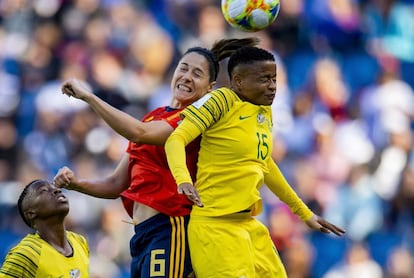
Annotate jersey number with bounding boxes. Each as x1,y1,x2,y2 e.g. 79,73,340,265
256,132,269,160
150,249,165,276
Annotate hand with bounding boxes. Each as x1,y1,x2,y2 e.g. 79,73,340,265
61,78,93,101
53,166,78,190
305,214,345,236
178,183,203,207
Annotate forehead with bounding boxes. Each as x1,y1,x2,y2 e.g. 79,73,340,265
179,52,210,71
26,181,51,196
237,60,277,76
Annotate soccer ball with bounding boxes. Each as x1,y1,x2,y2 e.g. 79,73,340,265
221,0,281,32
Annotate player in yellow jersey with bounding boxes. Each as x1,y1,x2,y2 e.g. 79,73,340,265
0,179,89,278
165,45,345,277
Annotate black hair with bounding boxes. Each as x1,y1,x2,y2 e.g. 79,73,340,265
17,179,47,228
227,46,275,78
183,37,260,83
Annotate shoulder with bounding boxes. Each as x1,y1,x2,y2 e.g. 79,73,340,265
181,88,240,126
67,231,88,245
1,234,42,274
191,87,239,110
15,233,43,254
210,87,239,104
66,231,89,253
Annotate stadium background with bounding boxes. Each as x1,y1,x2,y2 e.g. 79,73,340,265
0,0,413,277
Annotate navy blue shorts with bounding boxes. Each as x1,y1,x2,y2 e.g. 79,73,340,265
130,213,192,278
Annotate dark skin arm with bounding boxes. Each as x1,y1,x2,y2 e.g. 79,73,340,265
53,154,130,198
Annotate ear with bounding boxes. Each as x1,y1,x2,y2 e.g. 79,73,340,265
207,81,216,92
232,74,243,91
25,209,36,225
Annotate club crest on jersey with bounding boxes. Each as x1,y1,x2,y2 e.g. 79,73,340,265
70,269,81,278
257,113,265,124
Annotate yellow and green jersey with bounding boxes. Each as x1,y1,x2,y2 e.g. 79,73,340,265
182,87,273,216
167,87,313,220
0,231,89,278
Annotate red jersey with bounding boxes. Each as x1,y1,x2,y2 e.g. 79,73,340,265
120,106,199,217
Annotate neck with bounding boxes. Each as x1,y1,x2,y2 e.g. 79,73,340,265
231,88,255,104
36,223,72,256
169,99,186,109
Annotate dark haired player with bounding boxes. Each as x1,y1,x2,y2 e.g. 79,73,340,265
165,46,346,277
0,180,89,277
54,38,259,277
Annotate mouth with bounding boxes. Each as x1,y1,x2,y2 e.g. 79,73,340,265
57,194,68,202
266,94,275,102
177,84,192,93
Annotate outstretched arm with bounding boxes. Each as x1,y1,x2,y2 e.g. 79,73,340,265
53,153,130,199
265,159,345,236
61,78,174,145
165,119,203,207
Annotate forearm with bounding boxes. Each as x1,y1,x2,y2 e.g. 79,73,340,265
70,177,127,199
62,154,130,199
165,119,201,185
85,94,148,143
265,160,313,221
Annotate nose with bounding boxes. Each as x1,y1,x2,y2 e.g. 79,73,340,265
269,79,277,90
181,71,193,81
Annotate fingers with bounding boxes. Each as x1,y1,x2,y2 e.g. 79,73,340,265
317,218,346,236
61,78,82,97
61,82,75,97
187,191,203,207
53,166,74,189
178,183,204,207
61,79,94,102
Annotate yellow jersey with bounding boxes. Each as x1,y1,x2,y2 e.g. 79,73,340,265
0,231,89,278
166,87,313,220
182,88,273,216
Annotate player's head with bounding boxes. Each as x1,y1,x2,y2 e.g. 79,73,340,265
171,37,259,107
227,46,277,106
18,179,69,228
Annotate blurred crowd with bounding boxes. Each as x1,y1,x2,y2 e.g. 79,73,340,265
0,0,413,277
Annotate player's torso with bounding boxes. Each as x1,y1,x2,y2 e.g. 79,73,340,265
194,97,273,216
199,101,273,165
124,107,196,216
33,233,89,278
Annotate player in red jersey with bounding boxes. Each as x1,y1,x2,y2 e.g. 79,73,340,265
54,38,259,278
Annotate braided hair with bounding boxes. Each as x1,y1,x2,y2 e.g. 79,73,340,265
183,37,260,83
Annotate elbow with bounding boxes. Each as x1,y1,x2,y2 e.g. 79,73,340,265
128,129,147,144
121,123,149,144
130,136,144,145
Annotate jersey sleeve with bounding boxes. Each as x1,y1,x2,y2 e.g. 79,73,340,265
181,88,238,132
165,118,202,185
265,159,313,221
0,242,38,278
165,88,239,186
